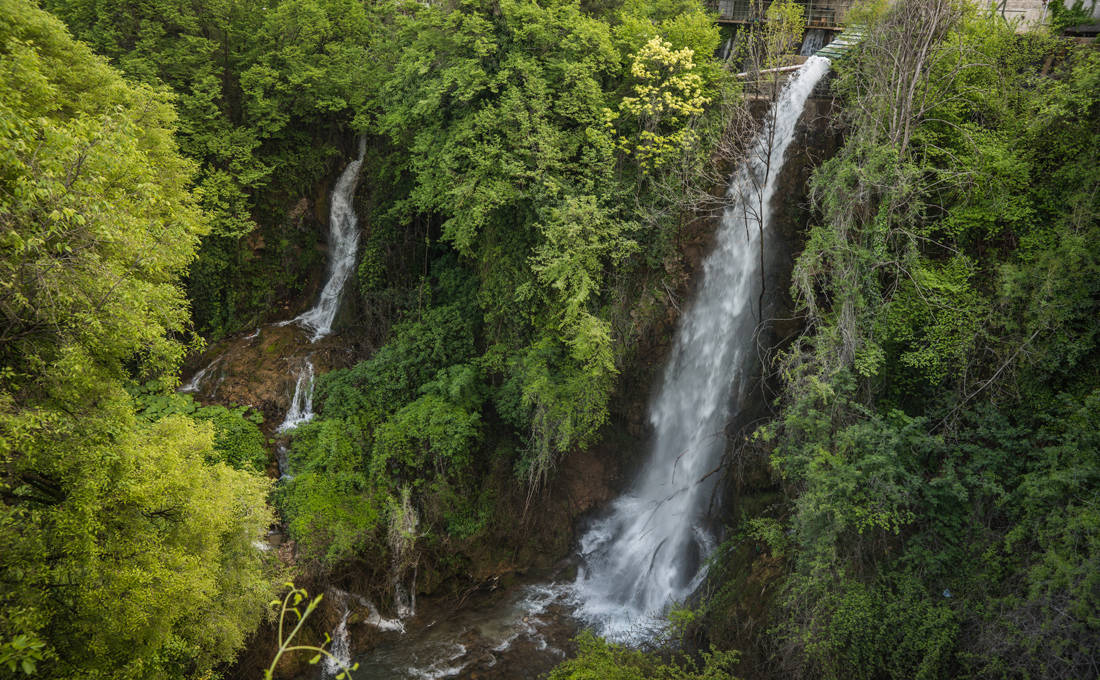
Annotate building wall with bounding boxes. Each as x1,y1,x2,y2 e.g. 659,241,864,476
992,0,1049,27
717,0,1098,31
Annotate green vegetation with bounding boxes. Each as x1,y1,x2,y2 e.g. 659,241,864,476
28,0,734,582
696,2,1100,678
1050,0,1097,31
41,0,375,339
272,0,731,567
133,385,269,472
3,0,732,669
0,1,277,676
549,631,740,680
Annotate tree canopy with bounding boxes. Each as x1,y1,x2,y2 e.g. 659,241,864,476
4,0,1098,678
0,1,276,676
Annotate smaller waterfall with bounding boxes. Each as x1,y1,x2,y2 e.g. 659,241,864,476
279,358,315,432
323,590,353,679
291,137,368,343
276,139,367,446
718,35,734,61
178,357,220,396
276,444,293,481
394,582,415,620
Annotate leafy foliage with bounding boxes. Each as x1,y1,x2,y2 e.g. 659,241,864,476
743,3,1100,678
365,0,724,482
0,3,277,676
549,631,741,680
615,36,712,169
133,384,268,472
275,0,729,563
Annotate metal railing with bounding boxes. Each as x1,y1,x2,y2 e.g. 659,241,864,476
717,0,854,26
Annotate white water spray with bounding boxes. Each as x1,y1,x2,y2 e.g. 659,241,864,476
291,138,368,343
571,56,832,642
279,358,315,432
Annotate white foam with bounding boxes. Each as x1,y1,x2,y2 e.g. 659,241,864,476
291,137,367,343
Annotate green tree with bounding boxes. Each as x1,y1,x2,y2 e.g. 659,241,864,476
0,2,278,676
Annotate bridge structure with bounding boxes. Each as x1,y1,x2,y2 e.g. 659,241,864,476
814,24,866,58
714,0,1053,31
716,0,855,29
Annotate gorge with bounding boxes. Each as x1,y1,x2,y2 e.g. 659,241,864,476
218,48,836,680
3,0,1097,679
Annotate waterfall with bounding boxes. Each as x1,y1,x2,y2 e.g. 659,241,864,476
278,358,315,432
290,137,368,343
571,56,832,642
178,357,221,396
718,35,734,61
277,139,366,434
276,444,293,480
394,582,415,620
323,590,353,679
800,29,830,56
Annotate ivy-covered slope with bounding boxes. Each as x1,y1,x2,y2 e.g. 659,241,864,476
694,3,1100,679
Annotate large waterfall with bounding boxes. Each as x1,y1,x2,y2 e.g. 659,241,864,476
571,56,832,641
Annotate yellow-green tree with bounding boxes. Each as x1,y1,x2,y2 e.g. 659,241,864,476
0,1,277,676
614,36,712,171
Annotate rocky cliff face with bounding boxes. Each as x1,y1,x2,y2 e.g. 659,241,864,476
180,324,366,433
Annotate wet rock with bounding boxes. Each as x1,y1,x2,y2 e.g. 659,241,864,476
179,322,367,439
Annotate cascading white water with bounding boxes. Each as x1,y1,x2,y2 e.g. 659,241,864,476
800,28,831,56
278,358,315,432
571,56,832,642
277,139,366,434
291,137,368,343
323,590,353,679
178,357,221,396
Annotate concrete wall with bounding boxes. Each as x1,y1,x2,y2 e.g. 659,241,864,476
988,0,1097,28
993,0,1047,27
